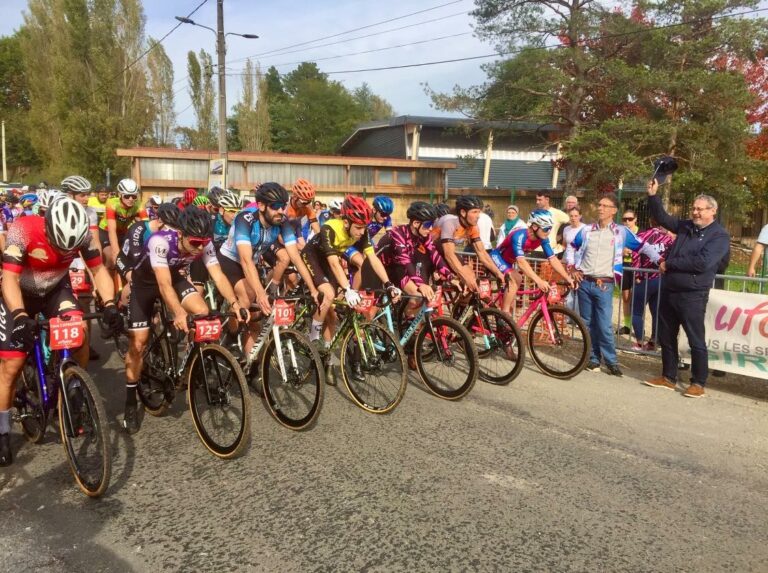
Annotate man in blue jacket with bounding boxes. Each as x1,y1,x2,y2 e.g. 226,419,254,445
643,179,730,398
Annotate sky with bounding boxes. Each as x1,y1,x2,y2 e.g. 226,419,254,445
0,0,494,127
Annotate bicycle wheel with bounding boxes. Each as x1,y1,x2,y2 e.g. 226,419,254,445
16,362,47,443
527,305,590,379
340,321,407,414
138,332,173,416
261,328,324,430
58,365,111,497
463,308,525,385
415,316,478,400
187,344,251,458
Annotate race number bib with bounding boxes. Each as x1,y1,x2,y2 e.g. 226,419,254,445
354,292,376,318
274,299,295,326
479,279,492,300
49,317,85,350
193,318,222,342
69,270,89,293
428,287,444,309
547,282,562,304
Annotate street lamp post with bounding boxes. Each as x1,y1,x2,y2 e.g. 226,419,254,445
176,0,258,162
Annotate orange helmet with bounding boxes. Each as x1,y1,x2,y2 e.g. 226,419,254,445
341,195,373,225
292,178,316,201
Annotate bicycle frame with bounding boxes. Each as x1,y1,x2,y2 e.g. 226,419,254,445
494,285,562,345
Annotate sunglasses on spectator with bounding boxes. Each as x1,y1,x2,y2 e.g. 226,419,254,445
187,236,211,248
269,202,287,211
622,217,635,221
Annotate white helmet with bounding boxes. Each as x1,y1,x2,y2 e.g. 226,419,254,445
37,189,64,212
45,197,90,251
216,188,241,210
150,194,162,205
528,209,554,230
117,178,139,196
60,175,92,195
329,198,343,211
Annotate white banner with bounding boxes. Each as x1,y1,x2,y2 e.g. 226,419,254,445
680,289,768,379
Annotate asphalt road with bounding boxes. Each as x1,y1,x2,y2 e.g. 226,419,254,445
1,336,767,573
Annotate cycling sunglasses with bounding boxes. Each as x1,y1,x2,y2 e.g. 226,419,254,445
187,236,211,248
420,220,435,230
269,201,287,211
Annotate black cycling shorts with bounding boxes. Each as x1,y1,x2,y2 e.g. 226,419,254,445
301,246,338,291
621,269,634,291
189,258,209,286
127,278,197,330
217,254,246,286
99,228,126,250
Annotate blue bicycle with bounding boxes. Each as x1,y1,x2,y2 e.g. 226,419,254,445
13,312,111,497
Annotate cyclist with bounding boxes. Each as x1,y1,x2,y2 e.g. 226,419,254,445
301,195,400,351
88,185,111,224
18,193,38,217
433,195,507,293
0,198,120,466
60,176,100,236
286,178,320,248
217,182,322,353
192,194,211,211
369,195,394,241
99,178,147,272
490,209,575,314
207,187,242,248
122,207,246,434
318,198,342,226
145,194,162,220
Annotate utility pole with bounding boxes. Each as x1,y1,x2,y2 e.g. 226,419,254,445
1,121,7,182
216,0,227,160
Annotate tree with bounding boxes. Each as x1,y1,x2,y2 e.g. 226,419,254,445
185,49,217,150
232,59,271,152
147,38,176,147
353,83,395,120
20,0,153,181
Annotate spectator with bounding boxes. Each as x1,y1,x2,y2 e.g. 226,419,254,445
477,207,496,250
643,180,730,398
563,206,586,312
568,193,661,377
564,195,579,211
532,190,569,257
619,209,641,335
496,204,527,247
747,222,768,277
629,219,675,351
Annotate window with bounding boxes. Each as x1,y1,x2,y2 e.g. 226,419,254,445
377,169,413,186
396,170,413,185
378,170,394,185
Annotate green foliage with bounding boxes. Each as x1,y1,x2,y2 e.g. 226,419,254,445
231,59,271,152
146,38,176,146
183,49,217,150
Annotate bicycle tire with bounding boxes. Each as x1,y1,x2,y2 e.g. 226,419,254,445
137,332,173,416
339,321,407,414
187,344,251,458
463,307,526,385
527,305,590,379
58,365,112,497
261,328,324,430
415,315,479,400
17,362,47,443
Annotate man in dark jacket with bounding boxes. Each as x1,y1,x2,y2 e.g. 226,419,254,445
642,179,730,398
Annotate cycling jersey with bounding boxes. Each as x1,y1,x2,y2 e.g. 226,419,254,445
218,207,296,265
285,199,317,236
132,229,218,288
2,215,101,297
212,213,231,247
376,224,452,289
491,227,554,273
99,197,147,234
115,220,154,279
87,196,108,219
307,218,373,258
368,215,392,240
432,214,481,255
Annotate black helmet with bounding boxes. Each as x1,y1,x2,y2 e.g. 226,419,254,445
455,195,483,213
254,182,289,205
652,155,678,185
435,203,451,218
157,203,181,229
179,206,212,238
407,201,438,222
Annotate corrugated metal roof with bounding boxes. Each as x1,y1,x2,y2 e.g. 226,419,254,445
420,157,555,190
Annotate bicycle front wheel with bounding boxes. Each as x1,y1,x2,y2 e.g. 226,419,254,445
340,321,407,414
415,316,478,400
527,305,590,379
261,328,324,430
463,308,525,385
58,366,111,497
187,344,251,458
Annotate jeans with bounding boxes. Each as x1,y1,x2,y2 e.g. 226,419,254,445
631,277,660,342
658,289,709,386
577,280,617,366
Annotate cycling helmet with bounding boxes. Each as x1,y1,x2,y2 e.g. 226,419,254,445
341,195,373,225
37,189,64,212
5,191,19,205
435,203,451,217
157,202,181,228
406,201,438,222
192,195,210,208
455,195,483,213
117,178,139,196
292,178,316,201
372,195,394,215
38,181,49,190
214,188,241,210
207,186,225,206
149,194,162,205
60,175,92,195
329,198,343,211
528,208,554,230
45,197,90,251
255,182,290,205
179,206,212,238
20,193,38,204
183,188,198,205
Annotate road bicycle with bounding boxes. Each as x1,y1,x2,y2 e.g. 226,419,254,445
374,288,479,400
137,302,251,458
13,312,111,497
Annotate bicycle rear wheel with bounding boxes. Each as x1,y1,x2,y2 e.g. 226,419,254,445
415,316,478,400
463,308,525,385
58,365,111,497
138,332,173,416
187,344,251,458
527,305,590,379
340,321,407,414
261,328,324,430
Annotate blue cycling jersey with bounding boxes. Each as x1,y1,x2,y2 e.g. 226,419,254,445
219,207,296,264
367,215,392,239
490,227,555,273
212,213,231,246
